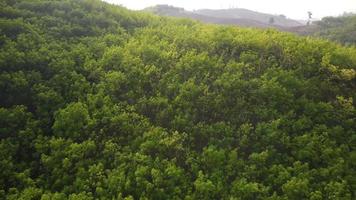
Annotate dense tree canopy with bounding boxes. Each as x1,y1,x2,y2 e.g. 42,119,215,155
0,0,355,199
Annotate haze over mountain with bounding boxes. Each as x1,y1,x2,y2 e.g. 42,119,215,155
105,0,356,19
194,8,302,27
144,5,303,28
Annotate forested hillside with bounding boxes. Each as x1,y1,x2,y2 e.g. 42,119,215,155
1,0,356,199
313,14,356,45
288,14,356,46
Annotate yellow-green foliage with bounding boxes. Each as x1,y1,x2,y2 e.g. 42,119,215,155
0,0,355,199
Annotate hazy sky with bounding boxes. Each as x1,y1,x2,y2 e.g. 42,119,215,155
104,0,356,19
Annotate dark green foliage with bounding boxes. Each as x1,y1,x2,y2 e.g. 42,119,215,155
0,0,355,199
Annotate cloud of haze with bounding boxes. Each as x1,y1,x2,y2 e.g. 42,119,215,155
104,0,356,19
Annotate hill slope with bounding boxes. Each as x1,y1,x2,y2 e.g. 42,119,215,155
1,0,356,199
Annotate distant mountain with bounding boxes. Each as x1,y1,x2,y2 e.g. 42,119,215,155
195,8,302,27
144,5,302,28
